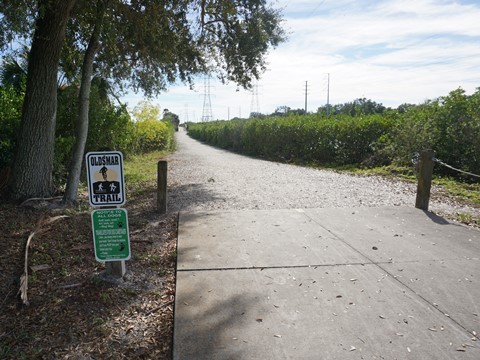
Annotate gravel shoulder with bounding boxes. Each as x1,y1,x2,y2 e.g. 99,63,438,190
167,130,478,219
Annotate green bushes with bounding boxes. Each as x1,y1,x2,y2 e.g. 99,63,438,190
188,114,394,166
188,87,480,180
134,118,175,153
129,100,175,154
0,83,175,188
0,85,23,170
383,88,480,176
54,88,175,185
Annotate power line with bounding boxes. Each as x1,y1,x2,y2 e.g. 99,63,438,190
308,0,326,18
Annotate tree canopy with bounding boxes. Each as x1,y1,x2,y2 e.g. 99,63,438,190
0,0,286,200
317,98,387,116
2,0,285,94
59,0,286,96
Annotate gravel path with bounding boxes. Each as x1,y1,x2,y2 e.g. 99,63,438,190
167,130,478,217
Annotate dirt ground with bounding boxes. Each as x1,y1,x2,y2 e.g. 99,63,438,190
0,185,178,359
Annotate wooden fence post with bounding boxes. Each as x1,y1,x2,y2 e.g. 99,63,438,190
157,160,167,214
415,149,435,211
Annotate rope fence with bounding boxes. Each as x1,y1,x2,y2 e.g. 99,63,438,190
433,157,480,179
412,152,480,179
413,149,479,211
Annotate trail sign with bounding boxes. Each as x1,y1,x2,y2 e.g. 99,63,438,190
91,208,131,262
86,151,125,206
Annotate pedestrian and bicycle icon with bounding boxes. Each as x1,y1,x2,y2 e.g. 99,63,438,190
86,151,125,206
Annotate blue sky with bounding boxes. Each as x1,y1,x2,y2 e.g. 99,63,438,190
125,0,480,121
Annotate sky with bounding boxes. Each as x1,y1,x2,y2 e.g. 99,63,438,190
122,0,480,122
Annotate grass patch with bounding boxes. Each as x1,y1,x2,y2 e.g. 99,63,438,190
124,150,170,189
454,212,480,227
316,164,417,182
433,177,480,207
322,164,480,208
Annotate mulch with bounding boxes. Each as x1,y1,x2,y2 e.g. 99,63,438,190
0,188,178,359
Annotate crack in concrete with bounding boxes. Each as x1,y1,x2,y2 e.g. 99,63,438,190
302,211,480,341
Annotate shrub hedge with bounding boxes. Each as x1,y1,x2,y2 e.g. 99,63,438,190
188,114,394,166
188,88,480,180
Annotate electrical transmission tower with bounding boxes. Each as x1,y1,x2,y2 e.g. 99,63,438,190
201,76,214,122
250,82,261,116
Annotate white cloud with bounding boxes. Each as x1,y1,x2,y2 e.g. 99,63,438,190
123,0,480,121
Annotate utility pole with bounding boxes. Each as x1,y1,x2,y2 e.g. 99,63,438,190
304,81,308,114
326,73,330,117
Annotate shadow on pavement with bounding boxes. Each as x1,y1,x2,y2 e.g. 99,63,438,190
168,183,224,212
174,287,263,360
423,210,453,225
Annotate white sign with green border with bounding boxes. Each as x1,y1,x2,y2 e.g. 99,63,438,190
91,208,131,262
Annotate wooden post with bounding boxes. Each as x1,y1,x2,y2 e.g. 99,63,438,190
415,149,435,211
106,260,126,278
157,160,167,214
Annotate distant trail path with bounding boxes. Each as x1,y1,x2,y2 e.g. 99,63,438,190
167,130,477,217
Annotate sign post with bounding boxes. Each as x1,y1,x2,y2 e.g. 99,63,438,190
86,151,129,278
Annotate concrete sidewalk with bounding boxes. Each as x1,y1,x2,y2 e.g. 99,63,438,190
173,207,480,359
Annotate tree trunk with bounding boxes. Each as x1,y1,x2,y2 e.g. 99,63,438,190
12,0,77,200
63,1,105,205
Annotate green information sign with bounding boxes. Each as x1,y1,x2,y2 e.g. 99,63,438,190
91,208,131,262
